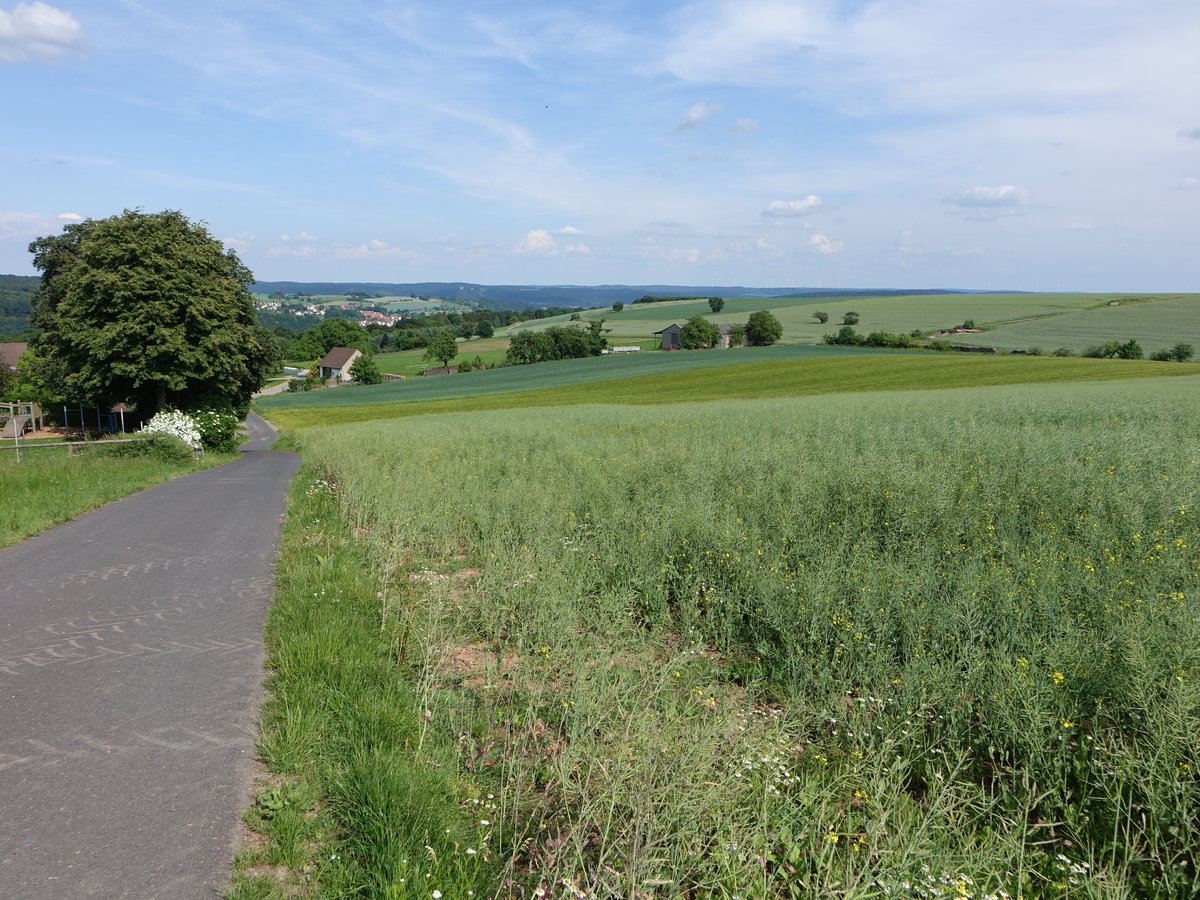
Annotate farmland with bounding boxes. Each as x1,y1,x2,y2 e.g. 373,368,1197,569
256,350,1198,430
244,349,1200,898
506,293,1199,354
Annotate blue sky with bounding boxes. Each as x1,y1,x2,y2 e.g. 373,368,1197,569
2,0,1198,290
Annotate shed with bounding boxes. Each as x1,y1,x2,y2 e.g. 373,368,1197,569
318,347,363,382
0,342,28,371
653,324,683,350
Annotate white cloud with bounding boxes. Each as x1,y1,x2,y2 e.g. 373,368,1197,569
563,242,590,255
222,232,256,252
0,2,86,63
808,233,843,254
1178,177,1200,190
733,118,759,134
764,195,822,217
943,185,1030,208
675,101,721,132
0,209,55,238
267,243,320,258
1067,223,1093,230
515,228,558,255
281,231,319,242
333,239,421,260
555,225,582,235
57,211,82,220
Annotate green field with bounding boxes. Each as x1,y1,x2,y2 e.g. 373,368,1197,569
244,375,1200,898
257,351,1200,430
258,345,881,414
372,337,513,376
504,292,1199,352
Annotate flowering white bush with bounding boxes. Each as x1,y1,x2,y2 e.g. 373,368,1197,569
141,409,202,448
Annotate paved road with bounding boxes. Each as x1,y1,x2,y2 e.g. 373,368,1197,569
0,413,300,898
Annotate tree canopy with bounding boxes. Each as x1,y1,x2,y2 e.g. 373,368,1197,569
680,315,721,349
745,310,784,346
423,332,459,368
28,209,278,416
288,316,373,360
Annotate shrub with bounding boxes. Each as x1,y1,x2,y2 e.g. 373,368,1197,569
680,316,721,349
746,310,784,346
842,311,860,325
1027,346,1045,356
812,311,829,324
926,339,952,352
97,433,195,463
611,301,624,312
349,354,383,385
190,406,241,452
1116,339,1143,360
141,409,201,448
708,297,725,313
1052,347,1076,357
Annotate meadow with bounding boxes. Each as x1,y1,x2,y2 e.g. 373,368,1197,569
245,372,1200,899
506,293,1198,354
257,351,1199,431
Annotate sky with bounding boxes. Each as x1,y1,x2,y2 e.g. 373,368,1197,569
1,0,1198,291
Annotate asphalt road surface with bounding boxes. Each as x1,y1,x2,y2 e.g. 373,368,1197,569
0,414,300,898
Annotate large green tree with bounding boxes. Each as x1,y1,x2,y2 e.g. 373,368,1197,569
745,310,783,346
680,315,721,349
423,332,459,368
28,209,278,416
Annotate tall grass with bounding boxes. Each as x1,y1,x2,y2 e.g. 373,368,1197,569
289,377,1198,898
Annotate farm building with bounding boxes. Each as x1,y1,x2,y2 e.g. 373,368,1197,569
653,324,683,350
318,347,362,382
653,323,748,350
0,342,28,371
716,323,749,349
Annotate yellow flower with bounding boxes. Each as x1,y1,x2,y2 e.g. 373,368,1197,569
1050,671,1065,685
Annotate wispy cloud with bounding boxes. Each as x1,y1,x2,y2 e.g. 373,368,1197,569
764,196,822,217
940,184,1027,217
808,233,843,254
0,209,57,238
674,101,721,132
0,1,87,64
1177,126,1200,140
515,228,588,256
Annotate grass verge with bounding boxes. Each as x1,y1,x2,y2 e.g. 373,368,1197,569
228,458,499,899
0,440,233,547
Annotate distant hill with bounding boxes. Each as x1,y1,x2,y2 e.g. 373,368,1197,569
253,281,983,309
0,274,39,338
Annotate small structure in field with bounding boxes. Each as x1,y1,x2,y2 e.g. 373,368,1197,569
716,323,750,349
318,347,362,382
0,342,28,371
654,323,683,350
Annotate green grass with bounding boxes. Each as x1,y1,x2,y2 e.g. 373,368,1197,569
972,295,1200,353
228,458,498,899
509,292,1199,350
269,376,1199,898
0,442,230,547
259,353,1200,430
256,344,875,413
372,337,512,375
